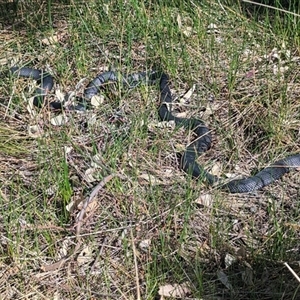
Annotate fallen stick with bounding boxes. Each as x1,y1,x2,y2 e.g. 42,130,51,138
75,173,126,238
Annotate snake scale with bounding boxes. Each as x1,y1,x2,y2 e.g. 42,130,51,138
9,66,300,193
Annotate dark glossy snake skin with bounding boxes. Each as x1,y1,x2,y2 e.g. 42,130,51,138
158,73,300,193
10,67,54,108
10,67,158,111
10,67,300,193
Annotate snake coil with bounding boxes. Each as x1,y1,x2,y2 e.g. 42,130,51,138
10,67,300,193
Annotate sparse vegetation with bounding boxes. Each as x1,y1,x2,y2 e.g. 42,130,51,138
0,1,300,299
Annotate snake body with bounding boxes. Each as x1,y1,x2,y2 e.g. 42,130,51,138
10,67,157,111
10,67,54,108
10,67,300,193
158,73,300,193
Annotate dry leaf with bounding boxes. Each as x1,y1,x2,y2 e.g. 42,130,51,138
50,114,69,126
91,94,105,107
224,253,237,268
201,101,219,119
207,23,219,34
45,186,56,196
40,258,66,272
158,282,191,298
26,97,36,118
211,162,222,176
66,200,75,212
55,89,65,102
139,239,151,252
87,113,98,127
77,197,98,213
77,245,94,266
59,238,72,258
217,270,233,290
176,14,182,29
64,146,73,155
242,266,254,286
174,111,187,118
182,26,193,37
177,13,194,37
225,172,243,180
28,124,43,138
41,35,59,45
138,173,162,185
181,84,196,102
84,168,98,183
195,193,213,207
148,120,176,131
103,3,109,14
91,154,103,168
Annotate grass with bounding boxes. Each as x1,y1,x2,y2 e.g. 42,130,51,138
1,0,300,299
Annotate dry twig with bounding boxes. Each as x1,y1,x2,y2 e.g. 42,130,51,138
75,173,126,238
284,262,300,283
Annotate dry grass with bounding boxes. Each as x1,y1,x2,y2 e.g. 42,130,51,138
1,1,300,299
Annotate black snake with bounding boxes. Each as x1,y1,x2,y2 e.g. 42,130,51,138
9,67,300,193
